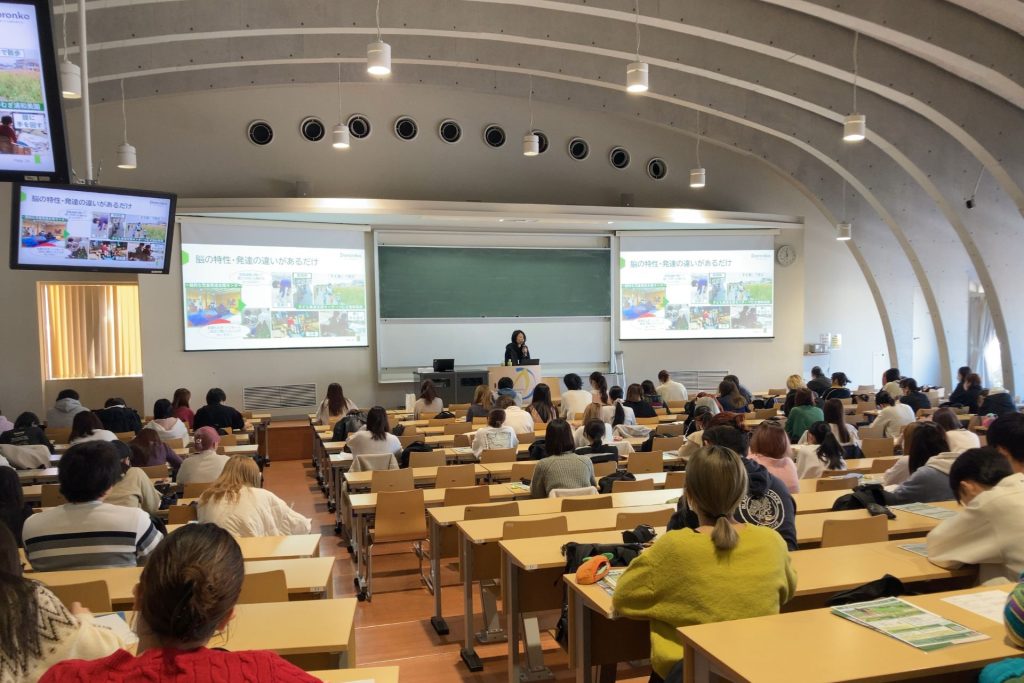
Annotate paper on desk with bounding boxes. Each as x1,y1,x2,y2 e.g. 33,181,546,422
506,482,530,492
831,597,988,651
94,612,139,646
598,568,625,596
942,590,1011,624
898,542,929,557
889,503,958,520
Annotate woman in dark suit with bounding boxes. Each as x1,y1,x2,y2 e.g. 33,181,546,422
504,329,530,365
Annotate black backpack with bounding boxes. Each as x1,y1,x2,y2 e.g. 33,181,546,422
831,483,896,519
433,411,456,420
332,411,367,441
826,574,908,606
598,470,635,494
399,441,434,468
554,541,644,644
528,439,548,460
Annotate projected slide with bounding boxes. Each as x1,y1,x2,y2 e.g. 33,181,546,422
181,244,367,350
620,250,774,339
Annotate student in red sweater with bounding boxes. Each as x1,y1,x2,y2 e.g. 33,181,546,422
41,524,319,682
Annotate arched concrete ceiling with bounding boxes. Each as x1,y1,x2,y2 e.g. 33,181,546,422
53,0,1024,390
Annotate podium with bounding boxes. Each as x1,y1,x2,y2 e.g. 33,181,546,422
488,365,542,403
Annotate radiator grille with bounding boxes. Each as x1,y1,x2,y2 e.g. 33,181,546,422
243,383,318,410
671,370,730,395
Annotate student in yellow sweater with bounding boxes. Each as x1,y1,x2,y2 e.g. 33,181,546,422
612,444,797,682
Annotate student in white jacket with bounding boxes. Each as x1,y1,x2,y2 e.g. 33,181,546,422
143,398,190,442
197,455,311,537
926,448,1024,585
496,396,535,435
471,409,519,457
560,373,594,420
872,391,915,438
655,370,688,403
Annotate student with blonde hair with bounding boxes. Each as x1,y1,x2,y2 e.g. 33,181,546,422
613,445,796,682
573,403,612,447
465,384,494,422
781,374,806,416
197,456,311,537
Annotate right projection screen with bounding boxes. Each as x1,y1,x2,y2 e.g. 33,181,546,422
619,234,775,340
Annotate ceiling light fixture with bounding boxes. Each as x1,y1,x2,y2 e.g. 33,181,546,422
523,76,539,156
366,0,391,76
689,112,706,188
332,64,350,149
626,0,649,93
59,2,81,98
843,32,866,142
115,79,136,169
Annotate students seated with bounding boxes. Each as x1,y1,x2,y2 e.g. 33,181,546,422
0,408,11,434
882,422,955,505
0,411,55,452
143,398,189,442
602,386,636,426
623,383,658,419
748,421,800,493
574,418,620,463
717,380,749,413
316,382,357,425
40,524,320,682
799,398,860,451
589,372,610,405
925,447,1024,585
104,441,162,514
95,397,142,435
471,409,518,456
784,388,823,443
932,407,980,453
980,385,1017,417
655,369,688,403
171,387,195,429
881,368,903,401
781,374,805,416
526,383,558,425
68,411,118,445
560,373,593,420
987,412,1024,475
530,419,596,498
176,427,229,487
640,380,664,409
344,406,402,458
573,403,613,447
197,456,311,536
806,365,831,397
130,428,183,471
496,395,535,434
0,524,123,682
723,374,753,406
792,421,846,479
413,380,444,419
23,441,162,571
465,384,494,422
946,367,982,411
495,377,523,407
192,388,245,434
898,377,931,415
670,423,798,550
0,466,32,545
45,389,89,429
872,390,915,438
821,372,852,401
613,444,796,682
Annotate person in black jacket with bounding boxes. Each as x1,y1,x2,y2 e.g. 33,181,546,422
979,387,1016,417
667,424,798,551
947,370,983,412
503,329,530,365
95,397,142,435
623,383,658,419
806,366,831,397
192,388,246,434
899,378,932,415
0,412,54,454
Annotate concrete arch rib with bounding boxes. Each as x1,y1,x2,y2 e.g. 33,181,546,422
942,0,1024,34
90,55,948,384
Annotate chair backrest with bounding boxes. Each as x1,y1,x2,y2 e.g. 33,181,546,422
139,464,169,479
443,485,491,506
472,417,488,426
767,388,788,397
453,433,472,447
398,434,423,448
41,483,66,507
370,467,416,493
665,471,686,490
815,477,858,492
479,448,516,464
182,482,213,498
655,423,685,436
616,509,673,528
510,461,536,481
861,437,895,459
655,436,685,452
167,505,198,524
49,580,112,613
558,492,610,511
754,408,778,420
869,457,899,473
627,451,664,474
820,514,889,548
374,489,428,541
612,478,656,493
449,403,470,411
115,431,136,442
237,570,289,604
593,461,618,479
444,422,473,435
435,464,476,489
428,417,457,426
164,437,186,450
635,416,660,426
219,433,239,447
665,401,687,413
409,451,447,469
465,501,519,520
503,515,569,540
859,423,885,439
515,432,536,444
542,377,563,402
45,427,71,445
352,453,400,472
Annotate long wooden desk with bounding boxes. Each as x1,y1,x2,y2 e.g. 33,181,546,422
343,464,490,492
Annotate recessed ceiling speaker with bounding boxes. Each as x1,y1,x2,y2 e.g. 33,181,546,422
247,120,274,146
483,124,506,148
567,137,590,161
531,130,549,154
646,157,667,180
609,146,631,169
439,119,462,143
346,114,372,139
299,116,325,142
394,116,418,141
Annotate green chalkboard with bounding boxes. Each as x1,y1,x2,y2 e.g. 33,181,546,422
378,246,611,318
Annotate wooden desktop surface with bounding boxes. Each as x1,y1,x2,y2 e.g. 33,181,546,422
310,668,400,683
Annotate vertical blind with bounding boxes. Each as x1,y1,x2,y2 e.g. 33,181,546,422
39,283,142,380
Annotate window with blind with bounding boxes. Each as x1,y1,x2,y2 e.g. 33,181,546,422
38,283,143,380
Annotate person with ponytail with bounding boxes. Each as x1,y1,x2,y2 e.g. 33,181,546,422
612,445,796,682
589,371,610,406
792,421,847,479
574,418,620,463
601,385,636,427
573,403,613,447
41,524,319,682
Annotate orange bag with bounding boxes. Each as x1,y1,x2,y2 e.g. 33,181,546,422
575,554,612,585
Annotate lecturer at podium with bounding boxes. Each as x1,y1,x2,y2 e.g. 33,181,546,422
504,329,531,365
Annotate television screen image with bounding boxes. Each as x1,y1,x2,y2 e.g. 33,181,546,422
10,183,176,273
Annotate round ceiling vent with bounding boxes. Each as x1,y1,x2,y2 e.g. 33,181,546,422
646,157,668,180
609,146,631,169
247,120,273,146
346,114,371,140
394,116,418,141
483,124,506,148
299,116,325,142
439,119,462,144
531,130,549,154
567,137,590,161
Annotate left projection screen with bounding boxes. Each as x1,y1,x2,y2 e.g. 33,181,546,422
180,220,368,351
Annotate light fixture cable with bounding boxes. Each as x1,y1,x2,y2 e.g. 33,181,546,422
851,31,859,113
695,112,702,167
337,62,343,118
528,75,534,130
634,0,641,62
120,78,128,144
375,0,382,42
